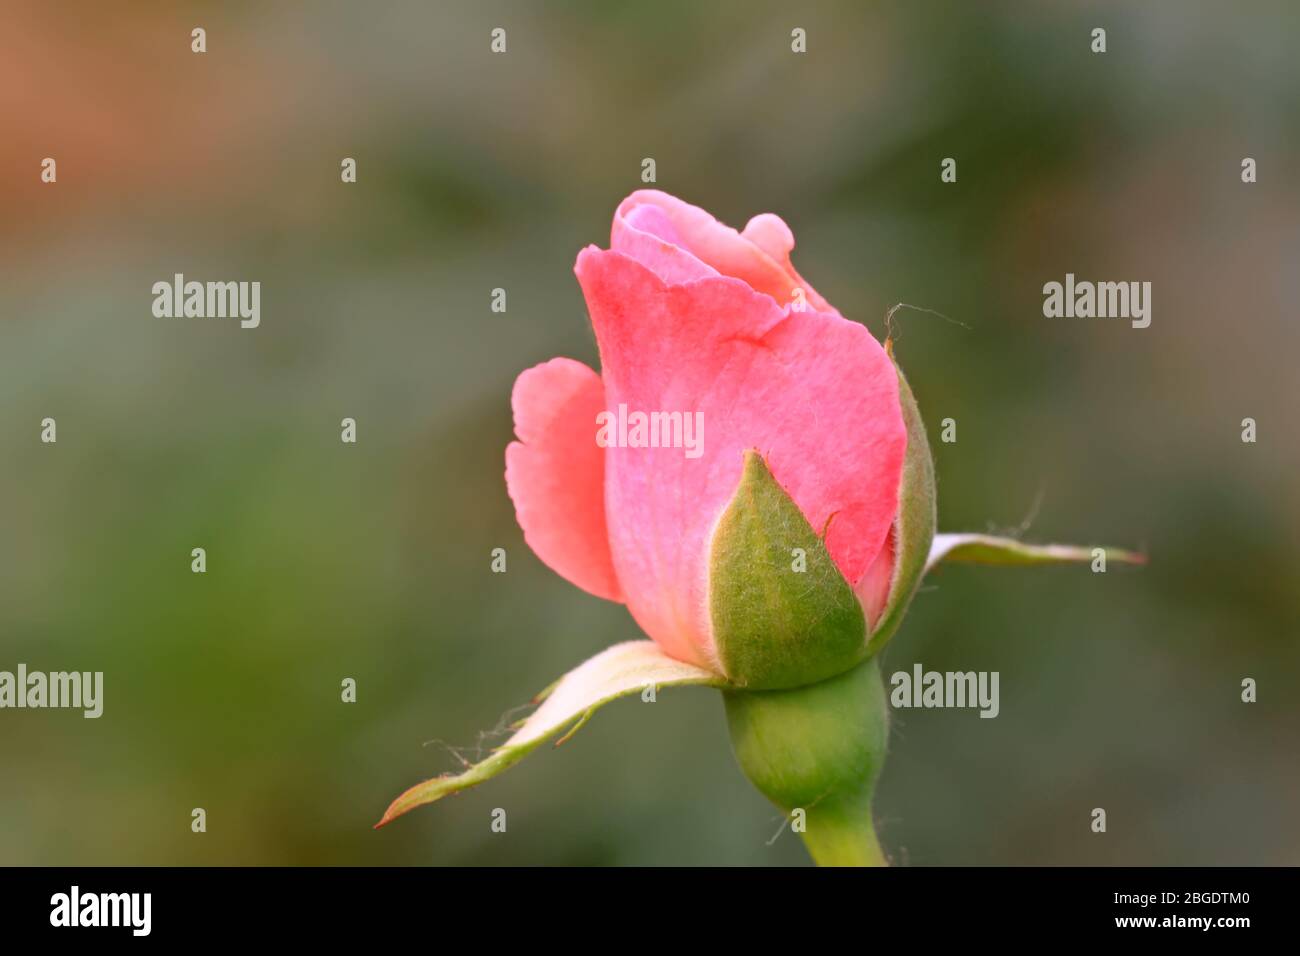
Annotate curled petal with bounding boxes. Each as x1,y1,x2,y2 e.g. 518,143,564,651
612,189,839,313
506,358,622,601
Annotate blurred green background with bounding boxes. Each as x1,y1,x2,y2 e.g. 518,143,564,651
2,0,1297,865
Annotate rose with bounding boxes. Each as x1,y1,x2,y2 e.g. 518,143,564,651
506,190,929,689
379,191,1140,865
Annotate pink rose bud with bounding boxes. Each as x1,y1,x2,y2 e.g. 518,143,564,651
507,190,935,690
380,191,1137,863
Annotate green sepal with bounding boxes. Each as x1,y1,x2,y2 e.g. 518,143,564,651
866,351,937,656
926,532,1146,574
709,450,867,690
375,640,720,827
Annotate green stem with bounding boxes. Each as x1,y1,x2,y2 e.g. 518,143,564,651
798,793,888,867
724,656,891,867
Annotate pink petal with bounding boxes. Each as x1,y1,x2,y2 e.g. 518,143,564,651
612,190,840,314
505,358,622,602
575,248,906,671
611,202,720,286
855,532,896,630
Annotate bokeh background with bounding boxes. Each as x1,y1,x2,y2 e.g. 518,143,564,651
2,0,1297,865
